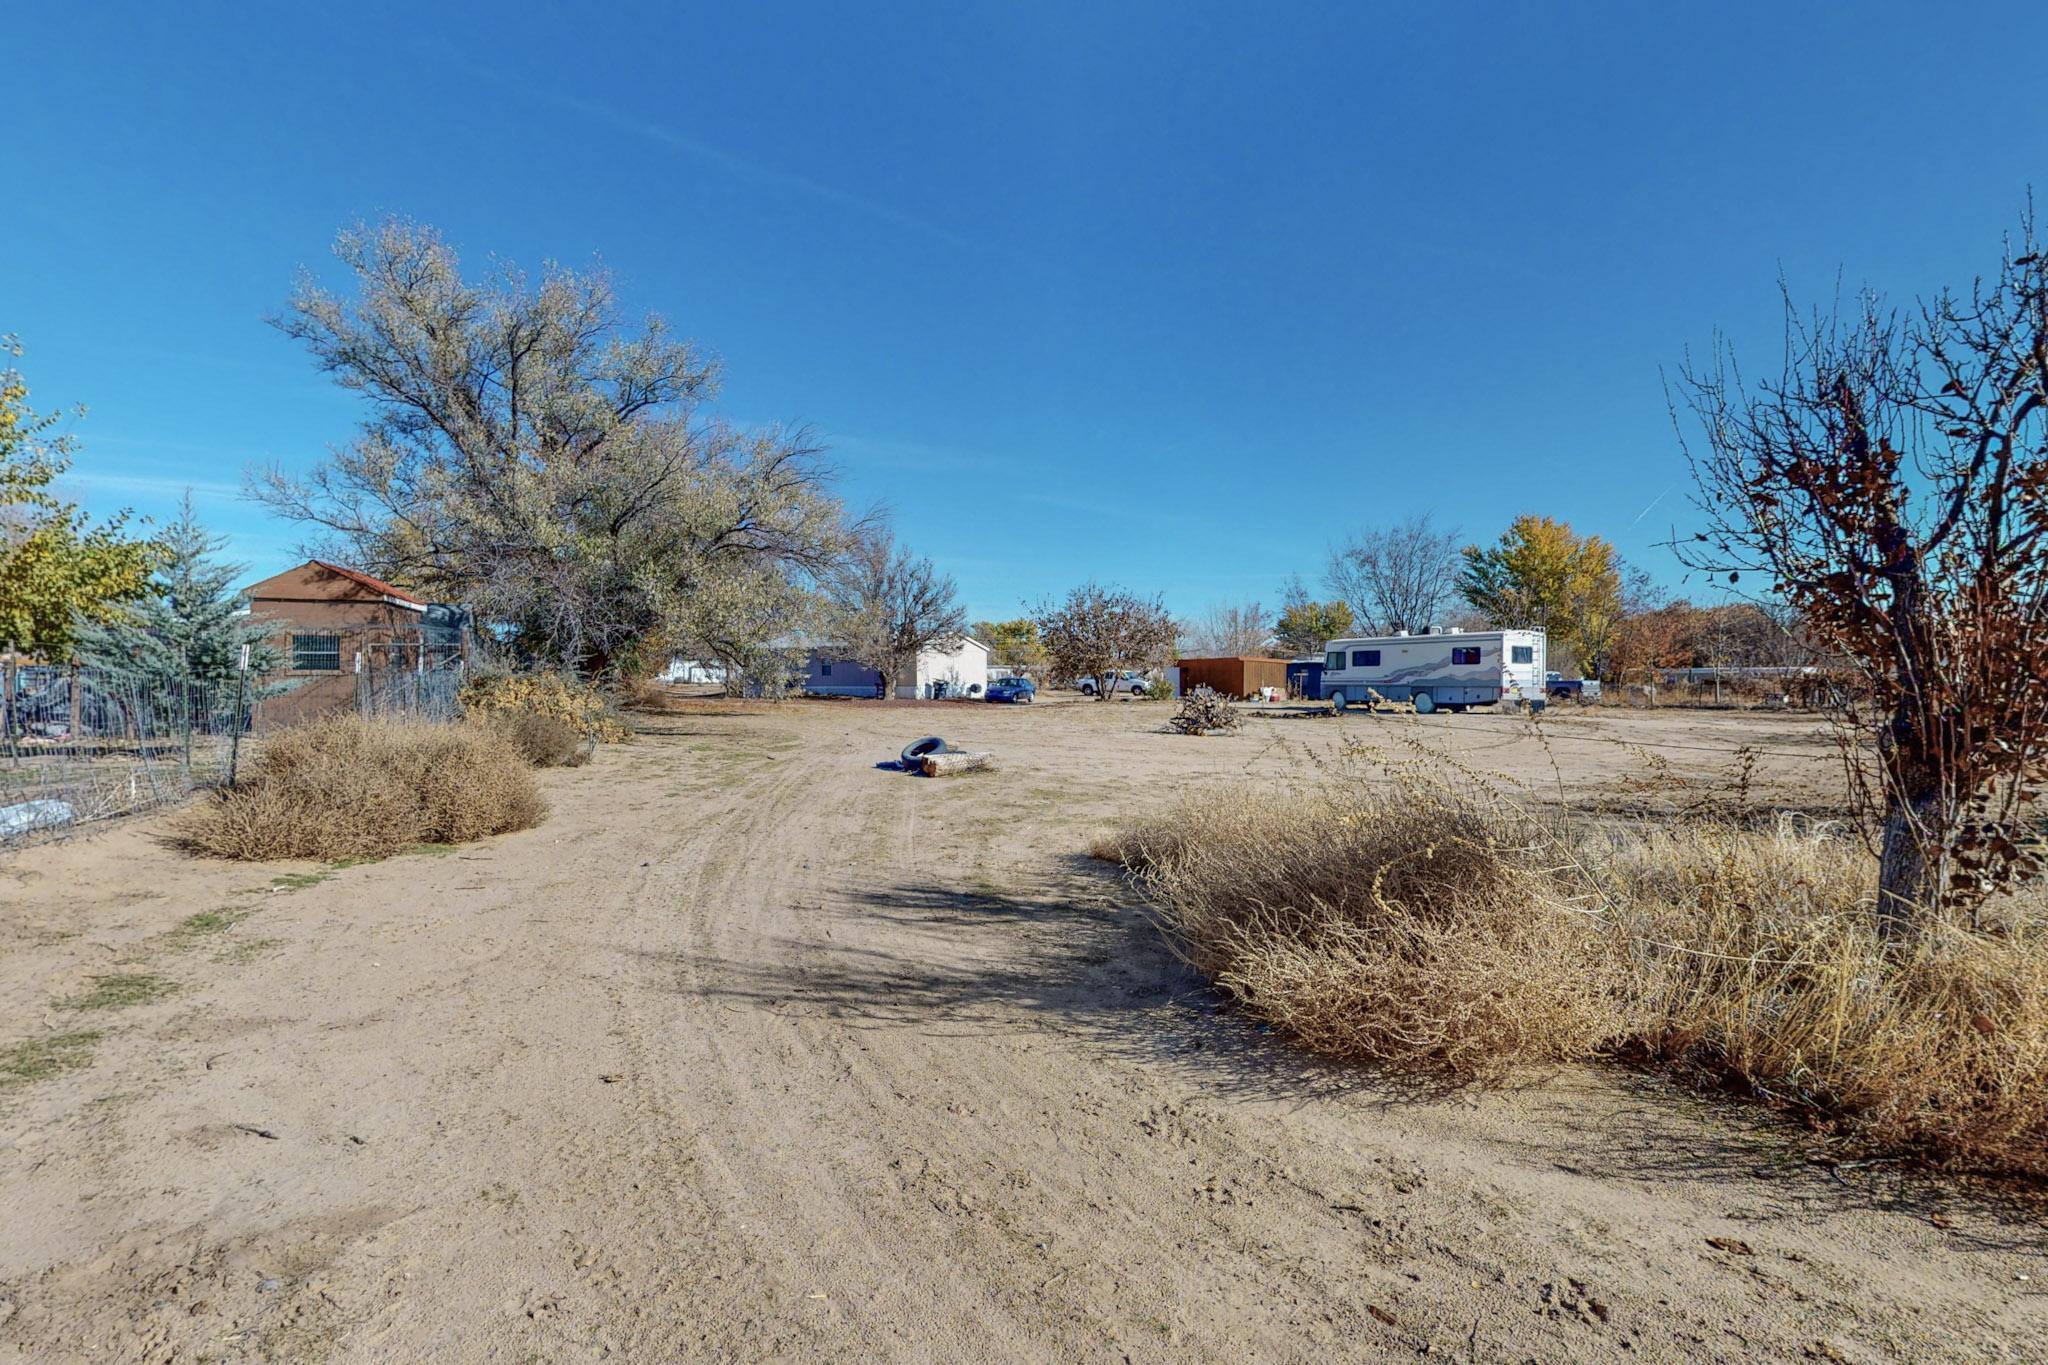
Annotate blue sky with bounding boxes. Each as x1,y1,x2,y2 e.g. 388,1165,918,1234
6,2,2046,621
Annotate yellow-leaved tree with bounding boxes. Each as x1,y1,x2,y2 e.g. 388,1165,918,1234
1457,515,1621,677
0,337,163,660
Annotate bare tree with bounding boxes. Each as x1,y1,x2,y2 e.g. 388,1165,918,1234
828,530,966,699
1184,599,1273,656
255,219,854,676
1326,512,1462,634
1675,211,2048,936
1032,583,1176,700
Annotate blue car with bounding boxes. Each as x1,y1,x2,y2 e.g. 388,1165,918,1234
985,676,1036,703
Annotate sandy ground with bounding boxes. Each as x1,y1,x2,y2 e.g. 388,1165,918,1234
1,696,2041,1362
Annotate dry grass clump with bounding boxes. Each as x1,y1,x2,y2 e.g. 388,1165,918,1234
175,714,544,861
1602,817,2048,1171
616,673,670,711
460,671,630,744
1102,780,1633,1080
474,708,592,768
1102,775,2048,1175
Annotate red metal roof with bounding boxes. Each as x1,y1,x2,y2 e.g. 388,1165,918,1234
309,561,428,605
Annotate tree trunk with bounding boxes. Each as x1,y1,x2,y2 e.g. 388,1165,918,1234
1876,775,1943,942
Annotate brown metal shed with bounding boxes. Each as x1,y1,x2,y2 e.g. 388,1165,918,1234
1173,656,1290,699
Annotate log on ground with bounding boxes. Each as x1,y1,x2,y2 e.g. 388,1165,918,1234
920,750,997,777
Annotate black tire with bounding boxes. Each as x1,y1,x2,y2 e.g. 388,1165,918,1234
1080,683,1096,696
900,735,952,767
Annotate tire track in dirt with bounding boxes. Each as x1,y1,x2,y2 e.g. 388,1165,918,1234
567,707,2041,1363
576,718,1593,1358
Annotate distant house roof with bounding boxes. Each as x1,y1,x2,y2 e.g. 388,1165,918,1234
245,559,429,611
308,561,427,606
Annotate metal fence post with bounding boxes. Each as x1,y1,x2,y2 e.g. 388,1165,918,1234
2,644,17,767
228,644,249,789
68,662,84,759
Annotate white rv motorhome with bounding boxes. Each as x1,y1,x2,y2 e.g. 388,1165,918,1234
1319,629,1546,714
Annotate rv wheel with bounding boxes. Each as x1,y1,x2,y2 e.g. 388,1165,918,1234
1412,692,1436,715
1330,691,1347,714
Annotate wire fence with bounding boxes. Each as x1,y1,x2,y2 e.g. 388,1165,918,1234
356,668,462,722
0,660,464,846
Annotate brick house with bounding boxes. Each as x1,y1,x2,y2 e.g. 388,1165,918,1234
242,561,448,724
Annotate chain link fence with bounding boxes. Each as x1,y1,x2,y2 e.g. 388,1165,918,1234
0,659,467,846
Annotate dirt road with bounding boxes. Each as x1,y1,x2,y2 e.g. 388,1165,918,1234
2,699,2041,1361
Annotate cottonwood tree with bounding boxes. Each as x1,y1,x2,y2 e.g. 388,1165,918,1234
1326,512,1461,634
1459,515,1622,676
1273,574,1354,655
828,531,966,698
254,219,852,677
1676,215,2048,935
658,561,819,697
973,618,1044,670
1185,599,1273,656
0,338,161,659
1032,583,1175,698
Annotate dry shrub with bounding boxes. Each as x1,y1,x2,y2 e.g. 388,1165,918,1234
175,714,544,861
460,671,630,744
1105,779,1632,1080
475,708,591,768
616,673,669,711
1605,818,2048,1171
1104,771,2048,1174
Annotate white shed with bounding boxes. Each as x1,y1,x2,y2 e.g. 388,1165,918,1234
658,657,728,685
914,636,991,700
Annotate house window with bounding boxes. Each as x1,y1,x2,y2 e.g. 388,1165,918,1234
292,634,341,671
1511,645,1534,664
1324,650,1344,672
821,661,832,676
1350,649,1380,668
1451,646,1480,666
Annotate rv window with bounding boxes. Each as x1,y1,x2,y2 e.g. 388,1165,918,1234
1511,645,1534,664
291,634,341,671
1324,650,1344,672
1350,649,1380,668
1451,646,1480,666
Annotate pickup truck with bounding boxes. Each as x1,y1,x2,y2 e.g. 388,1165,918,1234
1545,671,1602,702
